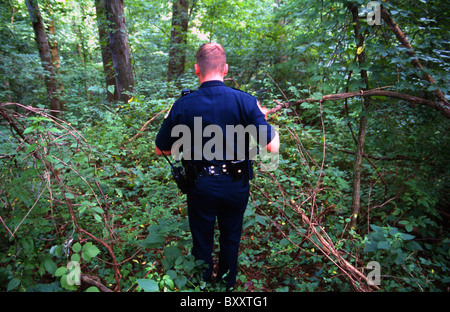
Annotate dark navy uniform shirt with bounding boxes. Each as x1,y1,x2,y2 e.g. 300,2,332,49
155,80,275,166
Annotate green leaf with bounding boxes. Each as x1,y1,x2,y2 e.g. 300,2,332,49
162,275,174,289
166,269,177,280
26,143,37,153
55,267,68,277
72,242,82,253
399,233,416,241
44,258,57,275
142,233,164,248
162,246,182,269
46,155,59,163
86,286,100,292
22,237,34,253
107,85,115,94
377,241,390,250
311,92,323,100
255,214,267,226
23,127,35,135
164,246,182,261
60,274,78,291
363,241,378,253
142,225,165,248
71,253,81,262
50,245,64,257
136,279,159,292
91,206,104,214
369,224,383,232
405,241,423,251
65,192,75,199
47,128,61,133
94,213,102,222
388,227,399,236
7,278,21,292
82,242,100,261
174,275,187,289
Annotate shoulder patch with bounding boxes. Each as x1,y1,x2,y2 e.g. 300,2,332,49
181,89,197,97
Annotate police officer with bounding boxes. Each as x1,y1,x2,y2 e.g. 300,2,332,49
155,43,279,290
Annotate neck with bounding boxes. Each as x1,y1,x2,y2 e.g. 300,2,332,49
199,74,224,84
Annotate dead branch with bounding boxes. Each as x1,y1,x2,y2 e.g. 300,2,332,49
80,274,113,292
292,199,380,291
267,88,450,118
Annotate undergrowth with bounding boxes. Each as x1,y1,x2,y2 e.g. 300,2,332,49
0,89,448,292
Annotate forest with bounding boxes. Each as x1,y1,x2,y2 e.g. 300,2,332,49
0,0,448,293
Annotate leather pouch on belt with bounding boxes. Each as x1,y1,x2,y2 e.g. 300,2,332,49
229,160,247,182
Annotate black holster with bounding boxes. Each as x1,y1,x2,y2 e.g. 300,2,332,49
171,164,190,194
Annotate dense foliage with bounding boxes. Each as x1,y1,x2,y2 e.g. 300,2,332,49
0,0,448,292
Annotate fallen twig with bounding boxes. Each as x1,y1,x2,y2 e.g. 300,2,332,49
80,274,113,292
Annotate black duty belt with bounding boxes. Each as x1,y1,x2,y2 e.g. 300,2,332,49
197,164,231,176
184,160,252,182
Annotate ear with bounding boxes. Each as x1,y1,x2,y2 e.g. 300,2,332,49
195,64,201,76
223,63,229,76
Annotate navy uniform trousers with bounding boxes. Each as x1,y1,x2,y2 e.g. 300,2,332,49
187,173,249,288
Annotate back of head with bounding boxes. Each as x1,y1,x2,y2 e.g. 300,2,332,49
196,43,226,76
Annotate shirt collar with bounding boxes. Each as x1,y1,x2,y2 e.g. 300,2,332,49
200,80,226,88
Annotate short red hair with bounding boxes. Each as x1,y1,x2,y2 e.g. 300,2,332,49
195,43,226,75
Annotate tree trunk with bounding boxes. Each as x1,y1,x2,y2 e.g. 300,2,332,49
104,0,134,102
45,12,65,108
26,0,63,114
350,109,368,229
45,19,61,73
347,3,372,230
168,0,189,81
95,0,117,102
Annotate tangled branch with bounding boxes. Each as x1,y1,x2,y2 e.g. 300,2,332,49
0,102,121,291
252,100,380,291
267,88,450,118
